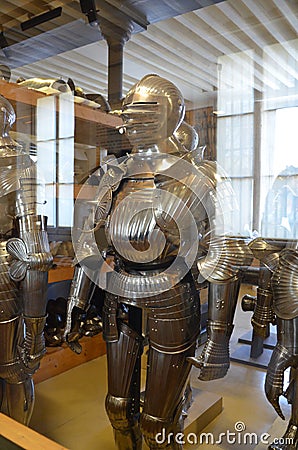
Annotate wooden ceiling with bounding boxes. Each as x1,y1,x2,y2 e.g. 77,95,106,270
0,0,297,108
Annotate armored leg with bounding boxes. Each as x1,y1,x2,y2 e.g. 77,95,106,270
6,378,34,425
105,321,143,450
140,346,195,449
140,277,200,449
0,315,34,424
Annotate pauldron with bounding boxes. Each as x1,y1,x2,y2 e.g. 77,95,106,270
272,248,298,320
197,236,253,283
248,237,288,270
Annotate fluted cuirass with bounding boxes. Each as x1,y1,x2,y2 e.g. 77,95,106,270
105,153,206,273
108,177,176,268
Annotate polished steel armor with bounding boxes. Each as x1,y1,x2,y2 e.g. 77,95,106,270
249,239,298,450
65,74,252,449
191,236,253,380
0,94,52,424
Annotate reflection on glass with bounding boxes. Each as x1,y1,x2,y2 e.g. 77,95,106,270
36,92,74,228
36,96,56,227
261,107,298,239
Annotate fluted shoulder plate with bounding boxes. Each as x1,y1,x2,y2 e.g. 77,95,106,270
272,249,298,319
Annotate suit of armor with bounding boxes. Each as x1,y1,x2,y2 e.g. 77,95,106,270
0,94,52,424
248,238,298,450
65,74,252,449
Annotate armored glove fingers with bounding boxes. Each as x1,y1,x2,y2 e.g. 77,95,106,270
64,305,87,354
81,304,103,337
188,321,233,381
265,343,295,420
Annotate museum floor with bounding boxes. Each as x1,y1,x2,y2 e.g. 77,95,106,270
29,290,291,450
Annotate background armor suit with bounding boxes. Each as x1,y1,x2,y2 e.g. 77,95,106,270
65,74,252,449
249,238,298,450
0,94,52,424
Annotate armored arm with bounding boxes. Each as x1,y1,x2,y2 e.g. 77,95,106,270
64,164,123,352
189,236,253,380
64,265,98,354
265,248,298,420
63,210,103,354
244,238,288,339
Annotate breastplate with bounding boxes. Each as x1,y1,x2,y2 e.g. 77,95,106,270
107,178,177,269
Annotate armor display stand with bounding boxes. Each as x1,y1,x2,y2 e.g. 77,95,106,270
230,266,277,369
230,328,276,369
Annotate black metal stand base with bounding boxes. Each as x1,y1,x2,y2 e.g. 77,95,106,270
230,330,277,369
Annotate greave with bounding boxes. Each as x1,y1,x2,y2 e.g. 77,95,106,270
6,378,34,425
114,425,142,450
141,413,183,450
106,395,142,450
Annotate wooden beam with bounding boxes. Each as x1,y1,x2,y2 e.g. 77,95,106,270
0,413,68,450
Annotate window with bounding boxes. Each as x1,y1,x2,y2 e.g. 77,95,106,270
216,39,298,238
36,91,74,236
